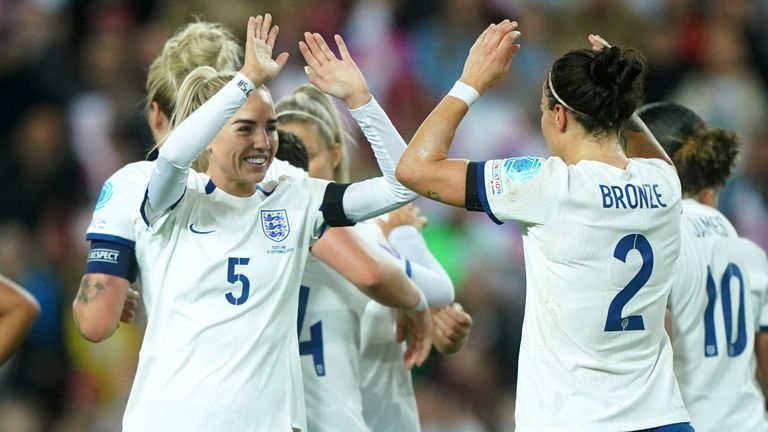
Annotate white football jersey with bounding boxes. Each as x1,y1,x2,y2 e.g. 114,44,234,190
298,224,372,432
668,199,768,432
359,301,420,432
355,221,420,432
475,156,688,431
300,219,416,432
118,170,329,432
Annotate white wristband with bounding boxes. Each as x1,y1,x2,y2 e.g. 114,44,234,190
447,81,480,107
411,288,428,312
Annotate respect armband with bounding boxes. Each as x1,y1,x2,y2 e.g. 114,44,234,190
85,240,138,282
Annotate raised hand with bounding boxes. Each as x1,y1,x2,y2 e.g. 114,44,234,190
298,33,371,109
240,14,290,86
377,204,428,238
459,19,521,95
588,34,611,51
396,297,433,369
431,303,472,355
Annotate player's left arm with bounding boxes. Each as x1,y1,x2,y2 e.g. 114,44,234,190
396,20,520,207
299,32,417,224
0,273,39,366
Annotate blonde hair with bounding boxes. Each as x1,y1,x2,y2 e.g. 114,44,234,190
152,66,236,171
145,21,242,119
275,85,352,182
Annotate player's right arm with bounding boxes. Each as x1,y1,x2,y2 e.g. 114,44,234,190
312,227,426,310
73,273,131,342
0,273,39,365
76,161,146,342
312,227,433,368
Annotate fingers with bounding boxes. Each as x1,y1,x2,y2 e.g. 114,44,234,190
267,23,280,48
396,321,406,343
275,52,290,70
335,34,351,61
313,33,337,63
246,16,256,50
260,13,272,41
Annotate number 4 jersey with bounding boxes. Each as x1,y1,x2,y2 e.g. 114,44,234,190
468,156,688,431
668,199,768,432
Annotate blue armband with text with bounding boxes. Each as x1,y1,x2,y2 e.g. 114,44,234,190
85,240,138,282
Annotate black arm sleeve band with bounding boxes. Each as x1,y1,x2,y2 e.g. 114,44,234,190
84,240,139,283
321,182,356,227
465,161,484,212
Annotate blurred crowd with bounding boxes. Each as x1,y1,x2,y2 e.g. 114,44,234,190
1,0,767,430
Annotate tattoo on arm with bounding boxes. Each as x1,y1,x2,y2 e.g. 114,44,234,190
426,190,441,201
77,276,108,304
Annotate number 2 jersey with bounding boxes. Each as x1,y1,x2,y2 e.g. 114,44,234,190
467,156,688,431
668,198,768,432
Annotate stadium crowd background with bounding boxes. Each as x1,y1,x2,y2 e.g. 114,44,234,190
0,0,767,430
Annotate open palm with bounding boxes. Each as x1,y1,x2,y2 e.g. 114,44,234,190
241,14,289,86
299,33,371,108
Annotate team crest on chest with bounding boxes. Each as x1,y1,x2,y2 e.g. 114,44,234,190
261,209,290,242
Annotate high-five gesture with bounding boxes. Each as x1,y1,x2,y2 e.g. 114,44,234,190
459,19,521,95
240,14,289,86
298,33,371,109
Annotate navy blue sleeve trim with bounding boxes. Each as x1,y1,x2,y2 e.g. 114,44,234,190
85,233,135,248
760,326,768,333
467,161,504,225
140,187,185,227
321,183,355,227
85,240,138,283
466,161,484,212
405,258,413,278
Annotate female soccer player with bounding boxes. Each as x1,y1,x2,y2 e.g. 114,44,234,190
75,19,414,346
639,102,768,432
277,32,457,432
0,273,39,366
396,22,691,431
121,15,430,431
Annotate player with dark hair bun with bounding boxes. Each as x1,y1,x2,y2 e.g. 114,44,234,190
276,130,310,172
397,23,693,431
639,102,768,432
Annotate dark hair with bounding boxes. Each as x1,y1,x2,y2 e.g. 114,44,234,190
638,102,740,195
545,46,646,134
276,130,309,172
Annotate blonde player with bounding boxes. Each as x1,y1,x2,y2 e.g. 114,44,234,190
72,20,264,340
278,32,459,432
116,15,430,431
639,102,768,432
397,23,692,431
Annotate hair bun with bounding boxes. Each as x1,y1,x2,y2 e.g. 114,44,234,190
589,46,644,95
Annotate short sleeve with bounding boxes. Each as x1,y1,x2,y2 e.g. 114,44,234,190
467,156,566,225
291,177,336,243
86,162,152,247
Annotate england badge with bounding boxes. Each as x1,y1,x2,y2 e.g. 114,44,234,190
260,209,290,242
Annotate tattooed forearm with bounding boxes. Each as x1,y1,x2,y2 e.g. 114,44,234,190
426,190,441,201
77,276,107,304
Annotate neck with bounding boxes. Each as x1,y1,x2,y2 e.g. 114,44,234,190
206,170,257,197
557,132,629,168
